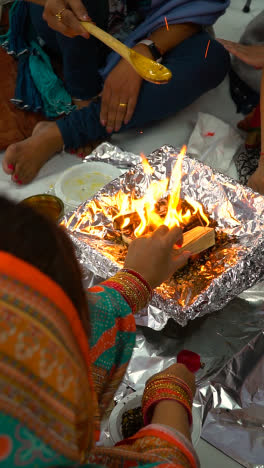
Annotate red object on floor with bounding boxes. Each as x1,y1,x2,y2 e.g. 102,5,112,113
177,350,202,373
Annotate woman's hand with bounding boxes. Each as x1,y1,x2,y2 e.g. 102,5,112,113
124,225,190,289
217,39,264,69
100,44,153,133
43,0,91,38
100,59,143,133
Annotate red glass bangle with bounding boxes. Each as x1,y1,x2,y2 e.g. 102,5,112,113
121,268,153,296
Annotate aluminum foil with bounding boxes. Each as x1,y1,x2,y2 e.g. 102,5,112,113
63,143,264,329
102,279,264,466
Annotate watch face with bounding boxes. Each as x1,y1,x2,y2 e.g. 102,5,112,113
149,42,162,61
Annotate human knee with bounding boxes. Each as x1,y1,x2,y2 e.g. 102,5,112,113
202,38,231,87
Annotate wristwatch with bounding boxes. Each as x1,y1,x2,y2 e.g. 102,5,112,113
138,39,163,63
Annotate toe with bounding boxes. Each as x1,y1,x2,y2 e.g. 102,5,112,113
13,158,40,185
2,143,20,175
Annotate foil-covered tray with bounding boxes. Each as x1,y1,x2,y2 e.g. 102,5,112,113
110,281,264,467
63,143,264,329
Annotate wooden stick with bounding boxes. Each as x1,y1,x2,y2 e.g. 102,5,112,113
176,226,215,255
122,226,215,256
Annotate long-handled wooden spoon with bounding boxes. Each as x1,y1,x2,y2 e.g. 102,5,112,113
81,21,172,84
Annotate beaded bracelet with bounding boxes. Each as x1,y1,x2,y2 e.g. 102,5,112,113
142,375,193,426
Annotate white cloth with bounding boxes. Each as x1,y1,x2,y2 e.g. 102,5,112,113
187,112,243,177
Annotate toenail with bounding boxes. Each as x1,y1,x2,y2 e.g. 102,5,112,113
14,175,18,180
77,152,85,158
17,180,23,185
8,164,14,170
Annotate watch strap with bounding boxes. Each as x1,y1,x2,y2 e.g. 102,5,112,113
138,39,163,63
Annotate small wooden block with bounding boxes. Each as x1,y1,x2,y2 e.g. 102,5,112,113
122,226,215,256
176,226,215,255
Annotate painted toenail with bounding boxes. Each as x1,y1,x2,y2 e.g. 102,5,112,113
17,180,23,185
14,175,18,180
77,152,85,158
8,164,14,170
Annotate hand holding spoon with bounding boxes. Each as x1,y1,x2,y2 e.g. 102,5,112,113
81,21,172,84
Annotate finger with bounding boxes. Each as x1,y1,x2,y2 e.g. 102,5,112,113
100,86,111,127
152,225,169,238
43,12,77,37
166,225,183,248
216,38,237,47
114,100,128,132
105,96,120,133
67,0,90,21
171,250,191,271
59,8,90,37
217,39,245,54
124,95,137,125
43,5,90,37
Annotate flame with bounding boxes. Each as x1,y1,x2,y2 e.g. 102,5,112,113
140,153,154,175
65,146,212,238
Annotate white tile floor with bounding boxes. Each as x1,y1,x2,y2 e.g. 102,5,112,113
0,0,263,466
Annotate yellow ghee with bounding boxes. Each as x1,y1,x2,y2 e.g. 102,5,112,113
129,49,172,84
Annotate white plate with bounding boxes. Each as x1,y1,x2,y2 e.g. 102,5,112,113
54,162,123,209
109,390,201,448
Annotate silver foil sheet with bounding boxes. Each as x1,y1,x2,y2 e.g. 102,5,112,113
102,280,264,466
63,143,264,329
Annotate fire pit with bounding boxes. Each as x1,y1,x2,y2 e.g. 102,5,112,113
63,144,264,329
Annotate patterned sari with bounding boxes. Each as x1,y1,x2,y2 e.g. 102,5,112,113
0,252,199,468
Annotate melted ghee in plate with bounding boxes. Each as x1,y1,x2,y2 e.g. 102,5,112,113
63,171,113,204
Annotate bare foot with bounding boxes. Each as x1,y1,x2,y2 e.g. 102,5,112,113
2,121,63,185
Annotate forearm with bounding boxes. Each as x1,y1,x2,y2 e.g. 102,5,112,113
151,400,191,440
136,23,201,57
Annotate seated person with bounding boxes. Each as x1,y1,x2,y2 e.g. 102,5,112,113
1,0,230,184
218,10,264,194
0,195,198,467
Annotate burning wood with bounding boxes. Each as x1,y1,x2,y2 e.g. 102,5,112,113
122,226,215,256
177,226,215,255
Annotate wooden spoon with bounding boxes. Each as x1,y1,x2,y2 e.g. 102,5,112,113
81,21,172,84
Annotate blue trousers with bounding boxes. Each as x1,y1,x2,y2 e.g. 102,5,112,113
29,1,109,100
29,5,230,150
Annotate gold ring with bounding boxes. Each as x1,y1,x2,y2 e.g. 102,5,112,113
56,7,66,21
119,103,127,107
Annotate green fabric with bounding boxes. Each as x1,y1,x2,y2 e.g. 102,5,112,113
0,285,135,467
0,0,75,118
29,41,75,117
0,413,69,467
